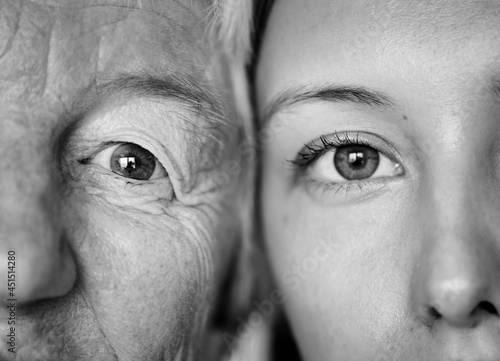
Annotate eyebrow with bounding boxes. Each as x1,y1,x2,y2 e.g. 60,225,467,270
260,85,395,126
95,72,227,126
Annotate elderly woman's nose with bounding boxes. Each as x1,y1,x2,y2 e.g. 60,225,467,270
411,175,500,328
0,153,77,304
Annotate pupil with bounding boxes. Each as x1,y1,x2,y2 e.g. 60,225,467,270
334,145,380,180
348,152,366,168
111,144,156,180
119,157,137,169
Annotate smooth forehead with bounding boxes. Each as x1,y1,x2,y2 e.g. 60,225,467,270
268,0,500,39
258,0,500,105
262,0,500,79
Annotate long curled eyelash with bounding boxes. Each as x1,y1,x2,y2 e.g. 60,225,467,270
289,131,373,168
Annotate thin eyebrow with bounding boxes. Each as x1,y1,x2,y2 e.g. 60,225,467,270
261,85,395,127
96,73,227,126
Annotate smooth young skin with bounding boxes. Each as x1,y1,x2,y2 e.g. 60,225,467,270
257,0,500,360
0,1,245,360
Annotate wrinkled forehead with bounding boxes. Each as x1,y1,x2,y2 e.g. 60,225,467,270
24,0,205,11
2,0,210,56
18,0,208,27
0,0,218,110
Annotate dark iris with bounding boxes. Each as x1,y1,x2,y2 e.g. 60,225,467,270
110,143,156,180
333,145,380,180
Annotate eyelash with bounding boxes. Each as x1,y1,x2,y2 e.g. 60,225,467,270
289,131,373,169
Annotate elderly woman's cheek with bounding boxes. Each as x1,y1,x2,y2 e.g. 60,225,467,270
63,187,215,358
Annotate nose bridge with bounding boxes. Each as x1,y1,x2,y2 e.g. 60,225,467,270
0,128,76,303
412,157,500,327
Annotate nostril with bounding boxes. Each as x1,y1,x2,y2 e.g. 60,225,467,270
477,301,498,316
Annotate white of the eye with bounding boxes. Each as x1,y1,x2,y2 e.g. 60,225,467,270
89,143,167,180
309,148,398,183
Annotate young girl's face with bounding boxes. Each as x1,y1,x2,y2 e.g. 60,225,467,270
256,0,500,359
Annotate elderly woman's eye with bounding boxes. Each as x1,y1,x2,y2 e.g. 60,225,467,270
86,143,168,180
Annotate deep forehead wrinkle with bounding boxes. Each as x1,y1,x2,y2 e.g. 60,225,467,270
26,0,203,21
261,84,395,127
96,72,228,127
0,1,21,60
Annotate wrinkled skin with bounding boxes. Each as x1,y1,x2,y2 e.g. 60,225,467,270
257,0,500,360
0,1,244,360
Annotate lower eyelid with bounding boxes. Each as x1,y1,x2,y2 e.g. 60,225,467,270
300,176,394,205
70,162,175,200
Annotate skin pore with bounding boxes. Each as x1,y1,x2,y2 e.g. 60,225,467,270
0,0,248,360
257,0,500,360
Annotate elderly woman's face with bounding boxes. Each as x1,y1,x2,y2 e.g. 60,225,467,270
257,0,500,359
0,1,243,360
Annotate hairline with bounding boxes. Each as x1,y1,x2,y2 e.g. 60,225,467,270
206,0,254,62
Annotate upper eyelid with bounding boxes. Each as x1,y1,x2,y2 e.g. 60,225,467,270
67,96,228,174
96,73,228,127
290,131,403,168
57,73,229,164
292,133,374,164
78,141,123,164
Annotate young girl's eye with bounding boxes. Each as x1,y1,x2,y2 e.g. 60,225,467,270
291,132,405,190
311,144,401,183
